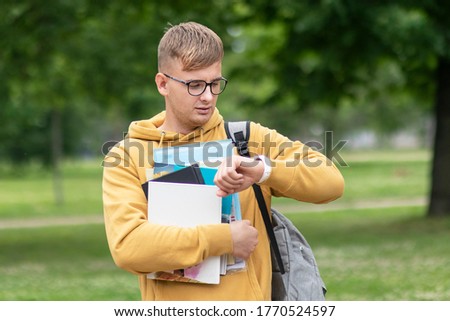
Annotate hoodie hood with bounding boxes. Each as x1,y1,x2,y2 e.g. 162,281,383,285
127,108,224,145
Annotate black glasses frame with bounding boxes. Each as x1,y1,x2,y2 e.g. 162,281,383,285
163,73,228,96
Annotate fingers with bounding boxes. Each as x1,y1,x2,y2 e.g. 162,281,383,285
229,220,259,260
214,156,244,196
214,155,267,197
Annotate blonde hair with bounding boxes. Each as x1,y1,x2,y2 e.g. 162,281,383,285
158,22,224,72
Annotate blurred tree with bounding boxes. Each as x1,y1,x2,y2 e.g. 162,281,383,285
1,0,448,216
0,0,89,203
0,0,234,204
226,0,450,217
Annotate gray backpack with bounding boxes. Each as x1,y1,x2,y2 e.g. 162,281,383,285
225,121,326,301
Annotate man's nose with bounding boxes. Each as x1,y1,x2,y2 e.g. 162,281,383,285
200,84,214,100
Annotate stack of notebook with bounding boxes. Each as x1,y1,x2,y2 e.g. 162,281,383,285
143,162,245,284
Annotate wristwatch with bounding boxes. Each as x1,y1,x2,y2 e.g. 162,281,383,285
255,155,272,184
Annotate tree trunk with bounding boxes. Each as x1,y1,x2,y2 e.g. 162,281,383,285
428,57,450,217
51,109,64,205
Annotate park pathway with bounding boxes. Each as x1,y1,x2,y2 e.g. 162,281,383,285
273,196,427,213
0,196,427,230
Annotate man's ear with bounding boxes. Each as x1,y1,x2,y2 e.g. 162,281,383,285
155,73,168,96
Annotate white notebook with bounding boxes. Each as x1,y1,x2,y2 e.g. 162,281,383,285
147,181,222,284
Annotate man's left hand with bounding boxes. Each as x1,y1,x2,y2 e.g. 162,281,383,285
214,155,264,197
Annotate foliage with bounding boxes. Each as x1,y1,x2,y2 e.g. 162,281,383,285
225,0,450,216
3,1,448,165
224,0,449,134
1,2,134,164
0,1,233,165
1,0,449,214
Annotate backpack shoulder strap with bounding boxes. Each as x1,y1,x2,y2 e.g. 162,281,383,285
224,121,250,157
224,121,285,274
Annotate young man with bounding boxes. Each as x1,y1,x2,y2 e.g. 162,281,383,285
102,22,344,300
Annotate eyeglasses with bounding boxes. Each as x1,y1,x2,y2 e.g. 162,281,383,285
163,73,228,96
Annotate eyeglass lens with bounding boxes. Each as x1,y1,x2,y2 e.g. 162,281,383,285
188,79,227,96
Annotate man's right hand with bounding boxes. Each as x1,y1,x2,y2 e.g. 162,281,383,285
229,220,258,259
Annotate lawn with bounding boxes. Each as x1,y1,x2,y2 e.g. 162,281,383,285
0,149,431,219
287,206,450,300
1,205,448,300
1,148,449,301
0,224,140,300
0,159,104,219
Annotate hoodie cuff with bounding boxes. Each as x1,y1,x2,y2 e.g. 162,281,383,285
198,223,233,257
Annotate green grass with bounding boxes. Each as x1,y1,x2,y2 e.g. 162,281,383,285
0,149,431,219
287,206,450,300
1,149,448,301
0,224,140,300
338,160,430,201
0,206,448,300
0,159,104,219
273,149,430,208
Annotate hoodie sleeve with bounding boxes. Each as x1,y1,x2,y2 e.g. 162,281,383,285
102,142,233,275
250,123,345,204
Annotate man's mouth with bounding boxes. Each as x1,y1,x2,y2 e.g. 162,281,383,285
195,106,211,113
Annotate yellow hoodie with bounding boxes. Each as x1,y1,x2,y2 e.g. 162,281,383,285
102,108,344,300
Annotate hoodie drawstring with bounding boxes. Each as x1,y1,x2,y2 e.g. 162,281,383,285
158,131,166,148
199,127,204,142
156,127,203,148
